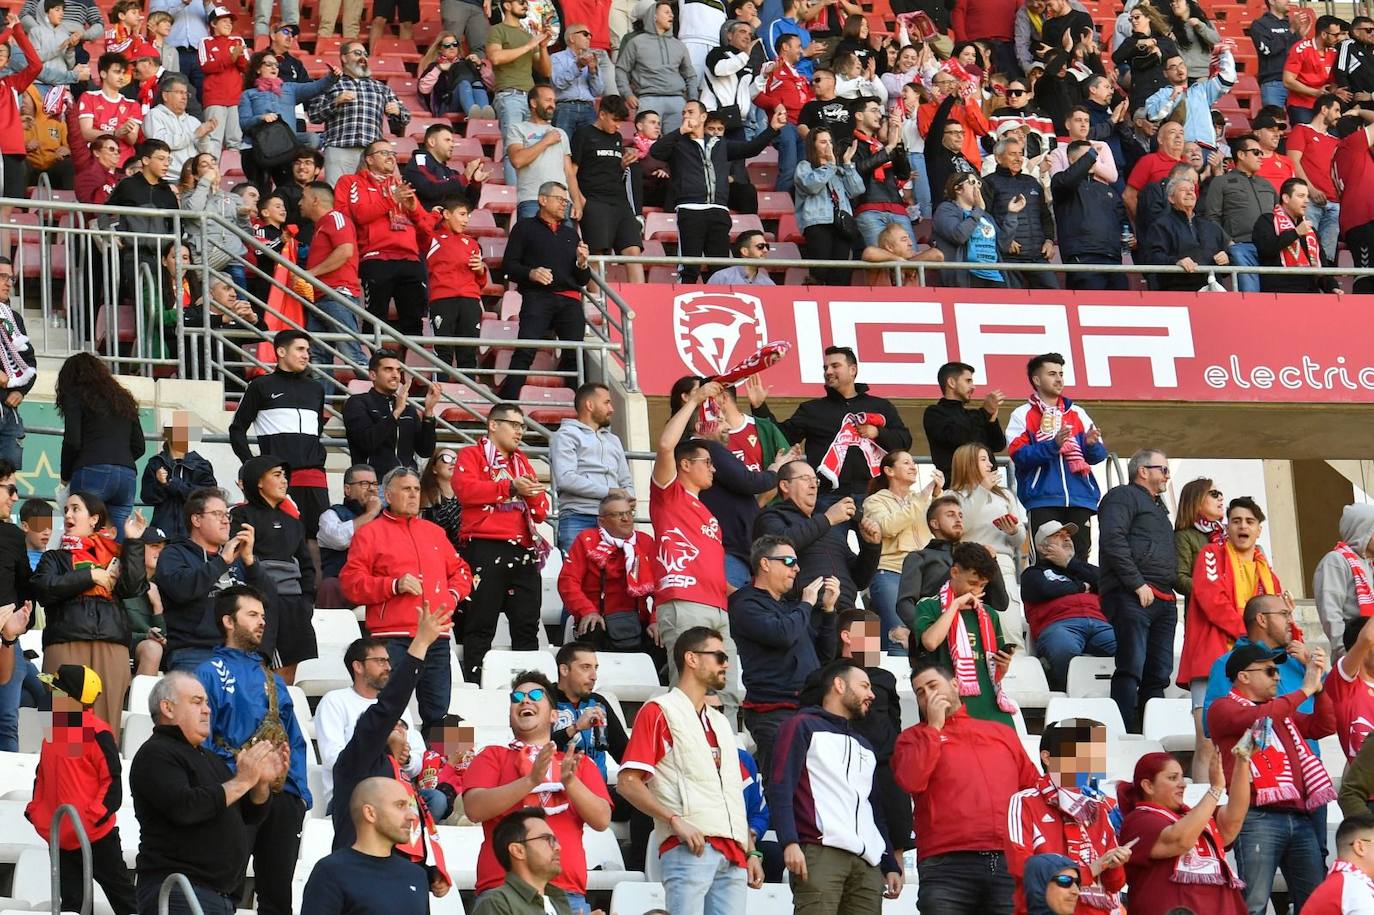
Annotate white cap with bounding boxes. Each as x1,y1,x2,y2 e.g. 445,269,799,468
1034,520,1079,549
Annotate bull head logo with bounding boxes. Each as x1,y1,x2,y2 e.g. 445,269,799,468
672,291,768,377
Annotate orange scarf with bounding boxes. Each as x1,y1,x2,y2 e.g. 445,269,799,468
59,532,120,599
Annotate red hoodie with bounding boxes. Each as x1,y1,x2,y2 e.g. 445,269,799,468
336,169,424,262
1006,776,1127,915
198,34,248,107
453,441,551,545
0,26,42,155
25,708,121,850
422,211,486,300
751,60,815,124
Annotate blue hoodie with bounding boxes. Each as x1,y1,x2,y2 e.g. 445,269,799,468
1025,853,1078,915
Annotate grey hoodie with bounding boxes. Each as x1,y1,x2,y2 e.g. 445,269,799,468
615,2,699,101
1315,503,1374,654
548,418,635,517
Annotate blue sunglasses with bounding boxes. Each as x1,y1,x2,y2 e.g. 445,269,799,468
511,688,547,703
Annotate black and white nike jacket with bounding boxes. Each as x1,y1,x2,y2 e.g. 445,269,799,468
228,368,328,471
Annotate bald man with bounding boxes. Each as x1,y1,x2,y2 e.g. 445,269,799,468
302,777,431,914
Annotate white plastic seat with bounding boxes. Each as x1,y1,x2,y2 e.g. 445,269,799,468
312,608,362,649
15,708,40,754
472,725,515,748
479,650,557,691
1003,654,1052,710
1044,697,1128,738
746,882,794,914
125,674,162,714
1106,737,1164,782
293,657,352,698
609,881,665,914
1065,656,1116,699
8,847,50,904
298,818,335,872
883,883,921,911
593,652,662,702
435,826,485,890
1142,697,1197,752
120,714,155,759
447,688,519,726
584,823,646,889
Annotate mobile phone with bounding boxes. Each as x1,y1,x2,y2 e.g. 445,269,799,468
998,642,1018,655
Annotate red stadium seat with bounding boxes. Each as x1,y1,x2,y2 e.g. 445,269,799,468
499,290,522,319
728,214,766,240
465,209,504,238
466,118,503,147
775,212,804,244
747,163,778,189
479,184,517,215
479,236,507,267
519,385,576,423
643,211,679,242
368,56,408,78
479,317,519,357
756,191,795,221
436,382,496,422
450,137,485,162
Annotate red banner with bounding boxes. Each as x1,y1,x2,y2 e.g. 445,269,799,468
614,285,1374,403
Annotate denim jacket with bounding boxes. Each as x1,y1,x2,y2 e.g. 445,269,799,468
793,161,865,231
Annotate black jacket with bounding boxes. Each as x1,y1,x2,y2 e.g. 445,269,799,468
1249,11,1300,85
752,500,881,610
1020,556,1100,603
58,396,145,483
105,173,180,238
922,398,1006,481
228,368,328,470
982,164,1055,252
130,723,268,893
0,523,30,607
504,215,593,297
1112,34,1179,111
230,455,315,600
1097,482,1176,595
1252,211,1337,293
851,131,912,209
893,538,1010,631
755,383,912,498
400,150,480,211
154,540,275,653
650,126,777,207
1050,149,1127,261
698,439,777,562
728,584,836,705
1141,205,1229,291
33,540,145,647
924,94,977,205
140,449,218,541
342,388,438,476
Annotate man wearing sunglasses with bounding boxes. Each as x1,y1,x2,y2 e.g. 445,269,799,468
706,229,777,286
1209,640,1330,914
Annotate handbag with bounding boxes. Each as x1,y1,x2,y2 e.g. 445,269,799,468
249,117,300,168
829,184,858,242
603,611,644,651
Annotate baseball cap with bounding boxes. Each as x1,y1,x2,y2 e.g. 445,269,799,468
1251,112,1286,131
1034,520,1079,549
39,665,104,706
275,22,299,36
209,5,234,20
1225,643,1287,681
136,526,169,546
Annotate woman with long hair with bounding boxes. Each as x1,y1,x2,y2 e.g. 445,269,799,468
862,450,940,654
417,31,492,118
949,441,1028,644
1117,748,1250,915
1112,3,1179,111
178,152,253,290
33,492,147,737
420,448,463,550
55,353,145,538
794,127,865,285
1161,0,1219,81
238,49,336,188
1173,476,1224,779
988,76,1057,161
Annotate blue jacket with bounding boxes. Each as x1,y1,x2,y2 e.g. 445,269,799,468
196,646,312,807
739,748,770,840
729,585,837,706
239,74,337,145
793,161,864,232
1005,395,1107,512
1202,636,1317,751
763,17,814,78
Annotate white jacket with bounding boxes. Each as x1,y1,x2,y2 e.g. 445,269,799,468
646,687,749,846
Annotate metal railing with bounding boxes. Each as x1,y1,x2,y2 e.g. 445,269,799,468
47,804,92,915
157,874,205,915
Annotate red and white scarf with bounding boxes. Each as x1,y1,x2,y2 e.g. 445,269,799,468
1137,803,1245,888
386,756,451,887
818,412,887,487
590,527,655,598
481,435,551,567
0,300,34,391
507,740,570,815
1329,859,1374,900
1273,204,1321,268
1195,517,1226,544
940,581,1018,714
1226,690,1335,810
60,531,120,599
695,341,790,436
1027,391,1090,476
1036,775,1120,910
1335,541,1374,617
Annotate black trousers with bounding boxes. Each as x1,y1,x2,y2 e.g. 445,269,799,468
803,223,852,285
1028,506,1096,562
676,207,732,283
743,706,797,781
916,851,1015,915
1346,221,1374,293
1064,254,1128,290
361,258,428,335
240,792,306,915
496,289,584,400
61,828,137,914
459,538,542,682
1006,254,1062,289
430,295,483,371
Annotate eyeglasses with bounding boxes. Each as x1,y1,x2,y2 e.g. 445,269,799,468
1208,489,1223,498
1244,666,1281,678
0,273,13,284
1143,464,1171,475
752,242,770,251
367,149,397,158
689,649,729,664
1006,88,1027,97
1259,609,1295,620
1236,147,1260,156
571,29,590,36
346,49,369,57
517,832,560,848
438,453,458,464
346,479,378,488
197,509,230,519
764,554,798,567
363,655,391,666
261,61,279,68
0,484,15,496
493,418,527,431
440,40,459,48
1051,874,1081,888
541,193,571,204
600,510,635,520
511,688,547,703
685,457,715,467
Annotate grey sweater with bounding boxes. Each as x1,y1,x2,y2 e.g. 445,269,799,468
615,4,699,100
547,418,634,517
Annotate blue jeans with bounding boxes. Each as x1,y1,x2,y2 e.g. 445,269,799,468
660,842,747,915
564,891,591,915
1234,807,1324,915
419,786,448,821
69,463,137,541
0,404,23,470
724,554,750,589
1035,617,1118,692
553,99,596,137
167,646,216,673
556,512,598,555
494,89,529,185
907,151,932,222
867,569,906,655
773,121,805,193
454,79,491,113
855,210,915,250
385,636,451,734
1228,241,1260,293
1260,80,1288,109
1306,198,1341,265
310,291,367,375
225,262,247,292
0,643,30,751
1287,104,1316,126
1106,587,1177,733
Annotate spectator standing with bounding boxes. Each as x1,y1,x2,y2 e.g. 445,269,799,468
1124,117,1185,220
506,85,579,222
706,230,778,285
1113,6,1178,113
298,182,367,370
195,586,311,915
1051,141,1129,290
1336,16,1374,101
419,448,463,548
1285,16,1347,126
471,809,574,915
728,535,838,775
1147,49,1236,147
140,412,217,542
1200,132,1276,293
486,0,553,185
422,197,488,371
557,494,656,652
177,153,252,290
1174,477,1225,607
1116,750,1251,915
143,74,214,178
550,23,604,137
228,330,331,541
762,0,816,79
1253,177,1340,293
1250,0,1300,109
196,7,245,157
798,68,853,152
982,135,1058,288
317,464,381,581
462,671,613,914
1317,612,1374,764
550,642,632,790
452,405,551,682
28,3,84,95
341,350,440,476
924,361,1006,482
496,180,591,400
751,34,813,193
1315,504,1374,655
340,467,474,733
55,352,146,538
1022,521,1116,692
306,42,412,186
144,0,208,85
1099,448,1178,734
1305,814,1374,914
1334,106,1374,291
618,627,766,912
931,171,1017,287
0,461,32,753
238,51,336,186
569,95,646,282
266,23,306,82
402,123,487,210
1208,642,1333,915
950,442,1028,643
1253,111,1297,192
1287,93,1343,265
1005,352,1106,561
549,382,633,554
862,452,939,656
893,657,1040,914
1142,175,1231,291
702,18,759,145
848,96,911,249
75,134,121,203
335,138,429,337
130,672,283,915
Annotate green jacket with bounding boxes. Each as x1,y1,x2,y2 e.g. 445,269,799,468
471,875,572,915
1175,527,1209,602
754,415,789,465
1340,732,1374,818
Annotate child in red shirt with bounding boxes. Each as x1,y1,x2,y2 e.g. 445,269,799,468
416,721,477,822
104,0,144,55
423,194,487,371
197,7,247,156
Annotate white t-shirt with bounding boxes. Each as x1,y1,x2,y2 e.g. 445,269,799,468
315,686,425,808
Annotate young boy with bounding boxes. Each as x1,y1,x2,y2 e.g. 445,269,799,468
417,720,476,822
139,411,218,541
423,195,486,371
104,0,144,56
18,497,51,570
197,7,247,157
24,665,137,914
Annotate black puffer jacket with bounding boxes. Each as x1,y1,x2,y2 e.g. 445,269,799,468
230,455,316,599
982,165,1055,253
34,539,145,646
1097,482,1176,595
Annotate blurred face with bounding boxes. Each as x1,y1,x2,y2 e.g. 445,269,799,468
932,74,956,99
277,337,310,372
1042,731,1108,788
957,45,977,66
1032,361,1065,397
63,495,100,538
598,497,635,539
259,466,289,506
780,36,801,64
509,680,556,737
385,473,422,518
143,541,164,573
371,357,403,395
780,464,819,514
912,667,960,721
224,597,267,651
842,619,882,660
930,502,964,540
1046,869,1082,915
705,119,725,138
192,496,231,546
163,677,212,743
45,5,62,24
488,409,527,453
559,650,598,698
759,543,799,593
1227,506,1262,551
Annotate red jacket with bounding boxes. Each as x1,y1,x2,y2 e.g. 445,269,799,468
198,35,248,107
891,709,1040,861
557,526,654,622
0,26,42,155
340,510,474,639
453,442,551,544
1177,543,1290,686
751,61,815,124
25,709,121,850
951,0,1017,42
1006,776,1126,914
423,214,486,300
336,169,424,262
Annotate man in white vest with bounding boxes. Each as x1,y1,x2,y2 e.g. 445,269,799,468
618,626,766,914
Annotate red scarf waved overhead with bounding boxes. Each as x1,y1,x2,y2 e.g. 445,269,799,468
1335,540,1374,616
1026,391,1091,476
1226,690,1335,810
696,341,790,436
1272,204,1321,268
939,580,1018,715
60,532,121,599
818,412,886,487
